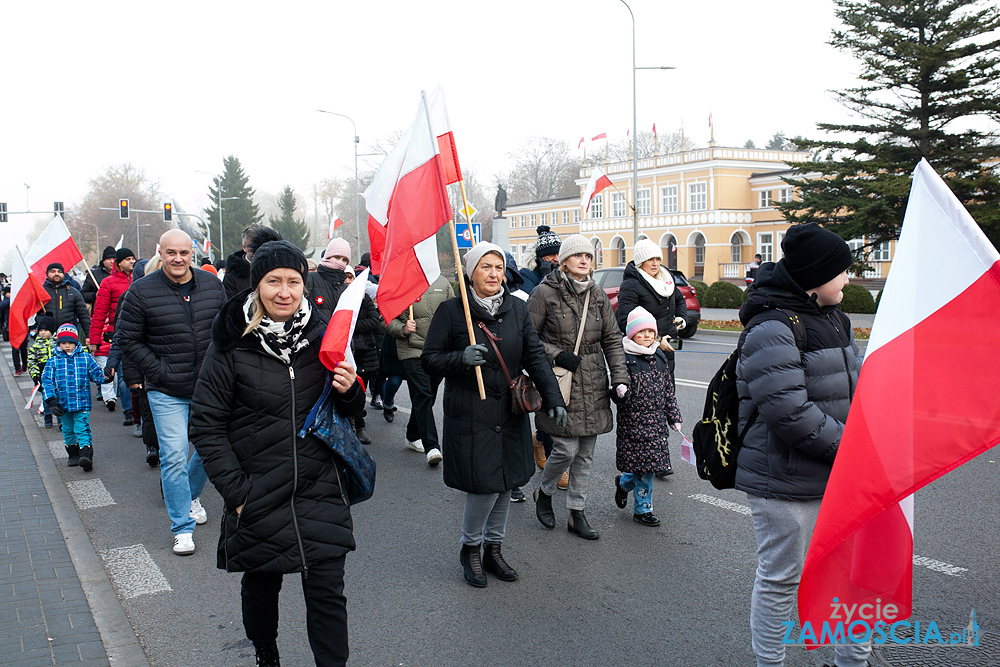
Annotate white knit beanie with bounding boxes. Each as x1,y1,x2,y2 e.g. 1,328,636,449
633,239,662,266
558,234,594,265
464,241,506,279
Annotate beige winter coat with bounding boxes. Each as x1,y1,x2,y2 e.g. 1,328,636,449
527,270,628,437
387,276,455,361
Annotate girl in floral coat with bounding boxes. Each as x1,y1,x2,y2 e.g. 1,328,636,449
613,307,683,526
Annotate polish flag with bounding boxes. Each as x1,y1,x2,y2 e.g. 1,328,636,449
328,217,344,239
427,85,462,185
580,165,613,211
202,239,211,254
652,123,657,139
24,215,84,280
115,234,124,250
10,246,51,349
362,89,452,322
798,159,1000,637
319,268,370,371
708,112,713,127
592,132,607,141
578,137,585,150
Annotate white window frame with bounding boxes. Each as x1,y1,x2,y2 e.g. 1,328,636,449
612,192,627,218
529,213,536,228
593,238,603,267
540,212,547,226
660,185,678,213
694,234,706,265
759,190,773,208
637,188,651,216
590,194,603,219
758,232,774,262
613,237,626,266
573,209,580,224
562,210,569,225
778,187,792,204
730,235,742,263
689,182,707,212
874,240,891,261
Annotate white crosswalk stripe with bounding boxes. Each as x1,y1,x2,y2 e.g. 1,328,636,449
99,544,172,599
67,479,116,509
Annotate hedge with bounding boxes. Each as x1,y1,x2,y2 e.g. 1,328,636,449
689,280,709,299
702,281,745,308
840,284,876,314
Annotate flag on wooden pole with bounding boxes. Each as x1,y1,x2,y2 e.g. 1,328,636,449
10,246,51,349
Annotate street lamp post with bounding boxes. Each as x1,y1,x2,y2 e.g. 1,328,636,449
619,0,675,248
79,221,100,261
218,193,238,259
317,110,361,261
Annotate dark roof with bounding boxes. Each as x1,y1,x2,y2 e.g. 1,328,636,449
505,195,580,209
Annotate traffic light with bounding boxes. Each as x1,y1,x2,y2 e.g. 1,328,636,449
119,199,129,219
0,203,6,223
163,202,172,222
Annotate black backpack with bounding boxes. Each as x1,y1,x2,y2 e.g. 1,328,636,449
691,309,807,490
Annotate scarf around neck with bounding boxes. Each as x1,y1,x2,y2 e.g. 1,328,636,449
638,265,675,298
622,335,657,356
472,288,504,316
243,293,313,364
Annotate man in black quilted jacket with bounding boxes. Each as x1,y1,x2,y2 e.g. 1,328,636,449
117,229,226,556
735,223,870,667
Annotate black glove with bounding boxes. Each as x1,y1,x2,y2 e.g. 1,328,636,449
547,406,569,428
462,344,488,367
103,367,114,383
46,397,64,417
554,351,581,372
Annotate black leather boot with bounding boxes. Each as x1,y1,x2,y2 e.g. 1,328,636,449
482,543,518,581
568,509,599,540
78,446,94,472
65,445,80,467
254,639,280,667
533,488,555,529
459,544,487,588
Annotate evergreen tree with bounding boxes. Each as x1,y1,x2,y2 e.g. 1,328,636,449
269,186,311,252
779,0,1000,251
204,155,263,259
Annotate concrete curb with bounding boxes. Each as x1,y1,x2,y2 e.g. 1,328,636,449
2,362,151,666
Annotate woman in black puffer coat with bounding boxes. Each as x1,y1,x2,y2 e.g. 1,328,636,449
190,241,364,667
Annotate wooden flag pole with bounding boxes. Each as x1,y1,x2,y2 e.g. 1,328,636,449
447,216,486,400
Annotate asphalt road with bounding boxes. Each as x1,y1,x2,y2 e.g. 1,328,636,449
14,329,998,666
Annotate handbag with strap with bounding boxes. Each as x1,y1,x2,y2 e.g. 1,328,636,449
552,288,591,406
477,321,543,415
299,372,376,505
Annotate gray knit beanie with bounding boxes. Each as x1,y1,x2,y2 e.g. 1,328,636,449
558,234,594,265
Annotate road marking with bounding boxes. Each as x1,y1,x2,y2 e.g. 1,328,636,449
99,544,172,599
684,339,738,347
689,493,970,577
677,378,710,389
48,440,66,459
67,479,116,509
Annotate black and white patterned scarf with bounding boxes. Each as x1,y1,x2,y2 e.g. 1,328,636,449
243,293,313,364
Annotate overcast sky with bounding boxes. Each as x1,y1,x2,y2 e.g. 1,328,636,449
1,0,861,265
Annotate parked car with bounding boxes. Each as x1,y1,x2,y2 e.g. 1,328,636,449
593,266,701,338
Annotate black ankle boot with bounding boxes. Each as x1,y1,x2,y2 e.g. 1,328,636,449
254,639,280,667
482,543,518,581
78,446,94,472
66,445,80,467
459,544,487,588
533,488,555,529
568,509,599,540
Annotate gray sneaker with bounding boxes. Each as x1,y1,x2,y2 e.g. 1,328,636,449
133,423,143,438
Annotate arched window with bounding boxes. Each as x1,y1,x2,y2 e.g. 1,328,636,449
693,233,706,266
730,233,743,263
660,233,678,270
613,237,626,266
592,238,604,268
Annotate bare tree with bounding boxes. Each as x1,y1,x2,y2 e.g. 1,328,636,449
501,138,582,205
600,130,697,163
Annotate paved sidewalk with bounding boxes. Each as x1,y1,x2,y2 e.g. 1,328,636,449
0,348,146,666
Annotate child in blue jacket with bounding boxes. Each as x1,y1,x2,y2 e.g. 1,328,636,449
41,324,105,470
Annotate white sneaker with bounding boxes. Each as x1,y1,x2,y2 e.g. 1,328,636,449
426,448,442,466
404,438,425,453
189,497,208,525
173,533,195,555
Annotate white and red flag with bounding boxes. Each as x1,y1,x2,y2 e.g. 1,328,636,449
24,215,84,280
202,239,211,255
592,132,607,141
10,246,51,349
652,123,657,138
578,137,585,150
362,88,454,322
328,217,344,239
319,268,370,371
580,165,613,211
798,158,1000,637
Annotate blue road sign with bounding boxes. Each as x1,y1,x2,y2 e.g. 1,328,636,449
456,223,481,249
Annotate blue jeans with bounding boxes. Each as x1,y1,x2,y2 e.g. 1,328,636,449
747,495,871,667
60,410,92,448
148,391,208,535
116,363,131,412
381,374,403,407
618,472,654,515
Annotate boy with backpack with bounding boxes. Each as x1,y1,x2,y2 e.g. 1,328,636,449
731,223,869,667
41,324,105,471
27,316,58,428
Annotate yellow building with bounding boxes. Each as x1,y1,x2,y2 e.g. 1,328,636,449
505,146,893,286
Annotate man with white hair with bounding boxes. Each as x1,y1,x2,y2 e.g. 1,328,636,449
117,229,226,555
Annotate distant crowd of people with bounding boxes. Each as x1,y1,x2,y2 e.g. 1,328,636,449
0,220,866,667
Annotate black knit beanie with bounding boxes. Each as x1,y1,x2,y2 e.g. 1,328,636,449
46,262,65,273
534,225,562,259
36,316,56,333
781,223,853,290
102,246,116,262
250,240,309,287
115,247,136,264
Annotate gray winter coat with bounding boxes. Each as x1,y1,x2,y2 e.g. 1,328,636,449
735,261,861,501
527,270,628,437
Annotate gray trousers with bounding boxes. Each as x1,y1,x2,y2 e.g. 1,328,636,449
747,495,871,667
461,491,512,546
538,434,598,511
